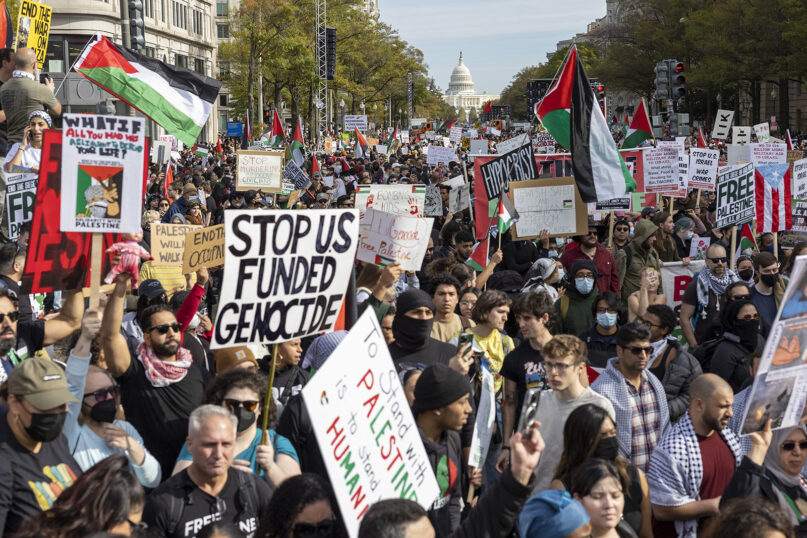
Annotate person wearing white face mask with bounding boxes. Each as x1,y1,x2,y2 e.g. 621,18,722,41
578,291,625,369
555,260,599,336
673,217,696,260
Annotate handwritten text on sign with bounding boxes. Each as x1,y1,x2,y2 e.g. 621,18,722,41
183,224,225,273
150,223,201,266
236,150,283,192
357,209,433,271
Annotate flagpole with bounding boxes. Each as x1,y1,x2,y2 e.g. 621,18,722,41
730,226,737,270
54,34,98,96
773,231,779,261
607,211,614,248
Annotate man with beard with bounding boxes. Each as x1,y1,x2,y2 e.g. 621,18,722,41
101,273,208,478
648,374,742,537
561,220,619,294
0,288,84,383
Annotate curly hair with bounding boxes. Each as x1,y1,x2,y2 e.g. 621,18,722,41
202,367,275,427
471,289,511,325
255,474,342,538
702,497,794,538
14,454,144,538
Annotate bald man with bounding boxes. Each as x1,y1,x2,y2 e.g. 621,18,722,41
646,374,744,538
0,47,62,146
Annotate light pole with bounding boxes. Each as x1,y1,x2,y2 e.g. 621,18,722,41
339,98,345,132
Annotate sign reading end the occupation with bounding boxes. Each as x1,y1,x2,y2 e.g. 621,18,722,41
212,209,359,348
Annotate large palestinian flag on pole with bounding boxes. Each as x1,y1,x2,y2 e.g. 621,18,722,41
74,35,221,148
534,47,576,150
621,99,653,149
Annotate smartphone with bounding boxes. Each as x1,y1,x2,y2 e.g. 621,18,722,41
457,332,474,351
516,389,542,435
39,73,50,84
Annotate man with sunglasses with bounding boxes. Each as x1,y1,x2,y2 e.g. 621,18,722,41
560,219,620,294
592,322,670,472
0,242,34,323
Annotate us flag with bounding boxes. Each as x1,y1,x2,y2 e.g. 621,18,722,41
755,163,792,232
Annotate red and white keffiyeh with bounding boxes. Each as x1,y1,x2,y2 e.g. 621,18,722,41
136,342,193,387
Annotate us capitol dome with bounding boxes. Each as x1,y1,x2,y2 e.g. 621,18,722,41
443,52,500,117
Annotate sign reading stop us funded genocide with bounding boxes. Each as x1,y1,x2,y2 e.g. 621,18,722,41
211,209,359,349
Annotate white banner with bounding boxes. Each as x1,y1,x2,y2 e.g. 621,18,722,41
750,143,787,167
357,209,433,271
354,184,426,223
753,122,771,142
793,158,807,200
344,115,368,131
712,109,734,139
659,260,705,309
470,139,488,155
688,148,720,191
496,133,529,155
426,145,457,165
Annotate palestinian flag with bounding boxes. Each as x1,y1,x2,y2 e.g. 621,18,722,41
355,127,368,152
534,47,576,149
622,99,653,149
286,119,305,165
386,123,399,150
439,119,457,133
697,127,708,148
269,109,285,147
569,48,635,203
465,236,489,272
374,253,396,267
483,101,492,115
216,137,222,155
609,115,617,130
194,146,209,157
74,35,221,147
163,162,174,198
311,154,321,179
735,223,757,259
621,114,629,137
497,194,515,235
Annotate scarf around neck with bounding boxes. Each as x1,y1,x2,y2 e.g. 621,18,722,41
696,266,738,306
12,70,35,80
136,342,193,387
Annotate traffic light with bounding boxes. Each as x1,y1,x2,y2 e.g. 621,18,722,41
672,62,686,100
596,83,606,101
654,61,669,101
264,109,270,124
325,27,336,81
129,0,146,50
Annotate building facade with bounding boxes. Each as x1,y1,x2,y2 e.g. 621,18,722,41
442,53,499,118
47,0,219,142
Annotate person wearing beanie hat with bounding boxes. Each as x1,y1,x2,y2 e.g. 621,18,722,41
0,356,83,534
160,179,198,223
560,219,620,295
518,489,591,538
554,259,600,335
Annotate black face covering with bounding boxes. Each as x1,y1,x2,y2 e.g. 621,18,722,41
234,407,256,433
88,399,118,423
735,319,760,351
591,435,620,461
760,273,778,288
738,269,754,282
392,315,434,351
25,411,67,442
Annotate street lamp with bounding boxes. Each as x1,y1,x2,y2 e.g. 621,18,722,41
339,99,345,130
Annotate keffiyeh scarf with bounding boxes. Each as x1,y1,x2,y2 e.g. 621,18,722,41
136,342,193,387
696,266,738,307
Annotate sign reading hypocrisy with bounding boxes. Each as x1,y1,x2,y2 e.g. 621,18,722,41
479,141,538,199
212,209,359,348
302,310,439,536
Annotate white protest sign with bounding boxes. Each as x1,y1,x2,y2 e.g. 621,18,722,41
376,144,388,155
659,260,705,309
400,130,410,143
793,158,807,200
658,139,685,153
236,150,283,192
211,209,359,349
727,144,751,165
642,147,679,193
159,134,181,151
425,131,436,141
712,109,734,139
466,129,478,138
732,126,751,145
496,133,529,155
665,150,689,198
468,369,496,468
357,209,433,271
595,197,631,211
4,172,37,240
716,163,755,228
510,178,587,239
424,186,443,216
344,115,368,131
489,127,501,136
426,145,457,166
151,140,171,163
60,114,145,233
688,148,720,191
470,139,488,155
753,122,771,142
449,126,463,143
448,184,471,213
533,131,555,152
302,310,439,536
354,184,426,223
443,175,466,189
751,143,787,167
689,237,710,261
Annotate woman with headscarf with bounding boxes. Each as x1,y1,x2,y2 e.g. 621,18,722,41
708,299,764,393
723,421,807,536
522,257,562,300
4,110,51,172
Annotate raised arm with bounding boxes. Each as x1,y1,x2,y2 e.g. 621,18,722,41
42,289,85,346
101,274,133,377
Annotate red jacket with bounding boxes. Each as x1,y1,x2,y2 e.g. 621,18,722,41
560,244,620,295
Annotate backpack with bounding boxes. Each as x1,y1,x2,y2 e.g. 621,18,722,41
692,337,723,372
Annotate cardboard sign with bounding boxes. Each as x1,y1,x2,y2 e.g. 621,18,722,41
753,122,771,142
479,142,538,199
659,260,705,309
787,150,805,165
357,209,433,271
344,115,368,131
716,163,755,228
354,184,425,222
688,148,720,191
424,186,443,217
470,139,488,155
793,158,807,200
689,237,710,260
711,109,734,139
375,144,388,155
60,114,146,233
301,310,439,536
212,209,359,348
449,126,463,143
751,143,787,167
509,178,587,239
791,201,807,233
533,132,555,152
732,126,752,145
4,172,37,240
182,224,225,273
151,140,171,164
282,160,310,193
448,184,471,213
496,133,529,155
150,223,201,266
642,147,679,193
236,150,283,192
21,130,122,294
15,0,52,68
426,145,457,166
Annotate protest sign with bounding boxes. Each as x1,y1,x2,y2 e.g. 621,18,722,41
732,126,752,145
658,139,685,152
479,142,539,199
750,143,787,167
375,144,387,155
355,184,425,223
496,133,529,155
426,145,457,166
226,122,242,137
15,0,52,68
642,147,679,193
443,175,466,189
302,310,439,536
727,144,751,165
21,130,122,294
659,260,705,311
663,151,689,198
595,197,631,211
461,138,470,150
631,192,657,212
4,172,37,240
689,237,710,261
688,148,720,191
448,184,471,213
425,131,436,141
470,139,488,155
533,132,555,153
788,150,805,165
236,150,282,192
716,163,755,228
449,126,463,143
740,258,807,434
60,114,146,234
400,130,410,143
712,109,734,139
150,223,201,266
282,160,310,192
793,158,807,200
468,369,496,469
790,201,807,233
509,178,587,239
151,140,171,164
424,186,443,217
182,224,225,273
159,134,180,151
212,209,359,348
344,115,368,131
357,209,433,271
753,122,771,142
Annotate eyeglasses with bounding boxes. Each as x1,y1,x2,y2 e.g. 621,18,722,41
782,441,807,451
708,257,728,264
595,308,617,314
159,202,170,207
0,311,20,323
732,294,753,301
84,385,120,401
544,361,576,372
638,319,662,329
292,518,337,537
223,398,259,412
737,313,760,321
625,346,653,356
148,322,182,334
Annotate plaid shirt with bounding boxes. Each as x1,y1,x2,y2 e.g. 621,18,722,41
625,374,661,472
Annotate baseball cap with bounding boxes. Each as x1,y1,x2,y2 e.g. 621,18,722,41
316,193,330,202
641,206,658,218
7,356,77,410
139,279,166,299
214,346,258,372
183,183,198,195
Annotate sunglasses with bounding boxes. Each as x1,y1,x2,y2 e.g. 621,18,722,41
0,311,20,323
782,441,807,451
84,385,120,401
615,227,629,232
223,398,259,412
293,518,336,537
737,313,760,321
625,346,653,356
732,294,753,301
149,322,182,334
709,257,728,264
159,202,170,207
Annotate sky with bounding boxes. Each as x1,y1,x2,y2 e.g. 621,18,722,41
377,0,606,96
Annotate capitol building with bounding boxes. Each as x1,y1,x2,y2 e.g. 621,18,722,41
443,53,500,117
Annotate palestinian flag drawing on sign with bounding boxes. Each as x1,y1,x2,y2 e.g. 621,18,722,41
77,165,123,219
74,34,222,148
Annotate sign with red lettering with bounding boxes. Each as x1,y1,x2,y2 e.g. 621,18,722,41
659,260,705,310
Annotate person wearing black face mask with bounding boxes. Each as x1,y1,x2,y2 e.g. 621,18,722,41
751,251,786,328
62,308,162,488
171,368,301,489
0,356,84,535
550,403,652,538
708,299,765,393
